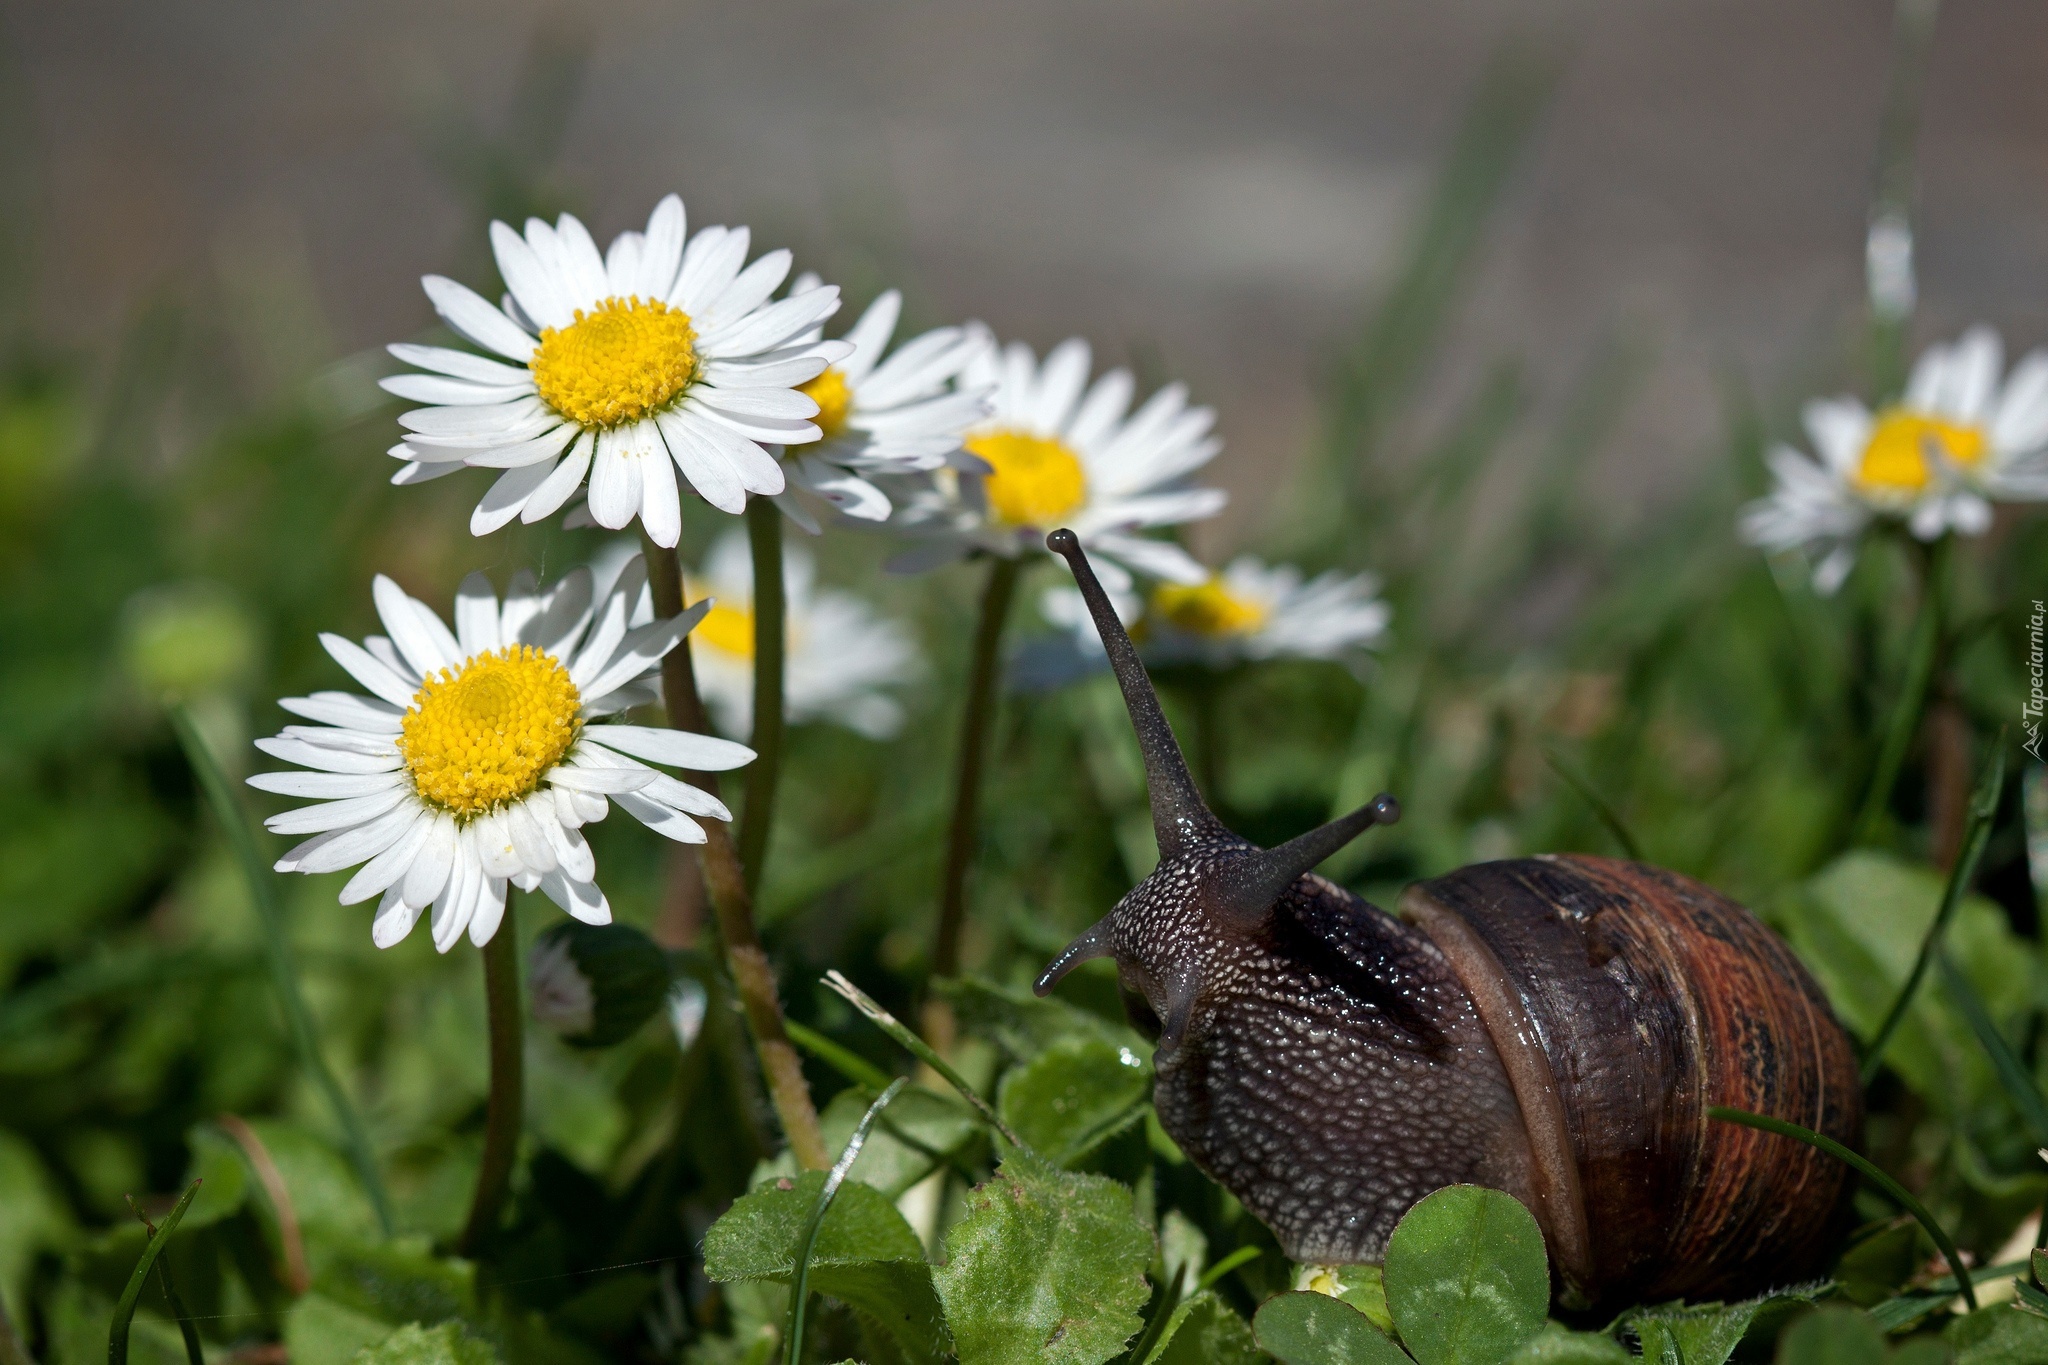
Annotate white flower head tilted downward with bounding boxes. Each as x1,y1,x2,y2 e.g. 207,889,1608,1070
1045,555,1390,667
249,558,753,951
772,272,990,533
890,330,1226,590
381,194,847,547
686,529,920,740
1739,326,2048,593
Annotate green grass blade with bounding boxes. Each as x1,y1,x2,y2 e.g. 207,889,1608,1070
170,704,395,1237
823,971,1026,1150
785,1078,907,1365
1936,948,2048,1144
784,1019,896,1093
1708,1106,1975,1311
1196,1245,1263,1292
1861,732,2004,1085
1542,746,1643,861
108,1180,200,1365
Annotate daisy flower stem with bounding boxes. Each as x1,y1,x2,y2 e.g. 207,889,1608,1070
930,555,1024,1016
169,704,395,1239
1852,536,1948,846
457,906,522,1255
642,532,830,1171
738,497,786,897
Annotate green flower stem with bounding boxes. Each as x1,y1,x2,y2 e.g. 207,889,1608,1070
1709,1106,1977,1311
457,902,522,1255
785,1079,907,1365
738,496,786,896
170,704,394,1238
1852,537,1947,847
1861,732,2003,1086
643,532,829,1171
108,1180,200,1365
931,555,1023,996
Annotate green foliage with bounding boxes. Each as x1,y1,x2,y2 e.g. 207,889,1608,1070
1139,1290,1262,1365
932,1153,1154,1365
1383,1186,1548,1365
703,1170,947,1363
1506,1324,1631,1363
1773,1305,1949,1364
996,1039,1151,1166
350,1321,504,1365
1254,1291,1413,1365
1629,1286,1825,1365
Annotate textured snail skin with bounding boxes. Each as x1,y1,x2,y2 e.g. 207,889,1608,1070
1111,852,1538,1266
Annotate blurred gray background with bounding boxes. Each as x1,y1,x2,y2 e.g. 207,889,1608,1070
9,0,2048,550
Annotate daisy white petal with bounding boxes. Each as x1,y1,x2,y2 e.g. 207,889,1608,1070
372,886,422,949
421,276,536,361
612,790,707,844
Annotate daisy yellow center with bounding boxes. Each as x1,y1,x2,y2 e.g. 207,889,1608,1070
398,645,581,817
529,295,698,429
1854,408,1989,495
693,601,756,661
964,429,1089,528
800,367,855,442
1151,577,1269,638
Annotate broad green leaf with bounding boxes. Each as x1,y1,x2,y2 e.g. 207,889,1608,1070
1141,1290,1262,1365
1630,1287,1824,1365
935,1151,1155,1365
704,1170,946,1363
1253,1290,1414,1365
1770,852,2026,1119
311,1236,477,1326
938,977,1146,1060
1834,1220,1924,1305
1506,1323,1630,1362
247,1118,382,1240
1384,1186,1548,1365
1773,1306,1886,1364
1947,1302,2048,1364
997,1038,1151,1166
286,1292,397,1365
177,1122,252,1228
350,1321,502,1365
1299,1263,1394,1334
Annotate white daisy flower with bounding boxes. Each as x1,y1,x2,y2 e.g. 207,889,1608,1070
1044,555,1389,667
686,529,919,740
772,273,990,533
248,560,753,952
1740,326,2048,593
888,331,1226,590
380,194,848,547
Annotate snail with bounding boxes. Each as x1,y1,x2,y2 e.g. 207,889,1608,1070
1032,528,1862,1310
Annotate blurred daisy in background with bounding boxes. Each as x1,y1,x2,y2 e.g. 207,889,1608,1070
686,529,919,739
249,560,752,951
381,193,846,546
887,332,1225,589
773,273,989,532
1740,326,2048,592
1044,555,1389,667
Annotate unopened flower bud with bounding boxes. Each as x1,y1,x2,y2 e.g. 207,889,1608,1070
528,922,671,1048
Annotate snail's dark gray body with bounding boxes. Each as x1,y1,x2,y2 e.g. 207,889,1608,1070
1034,528,1862,1310
1121,862,1534,1264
